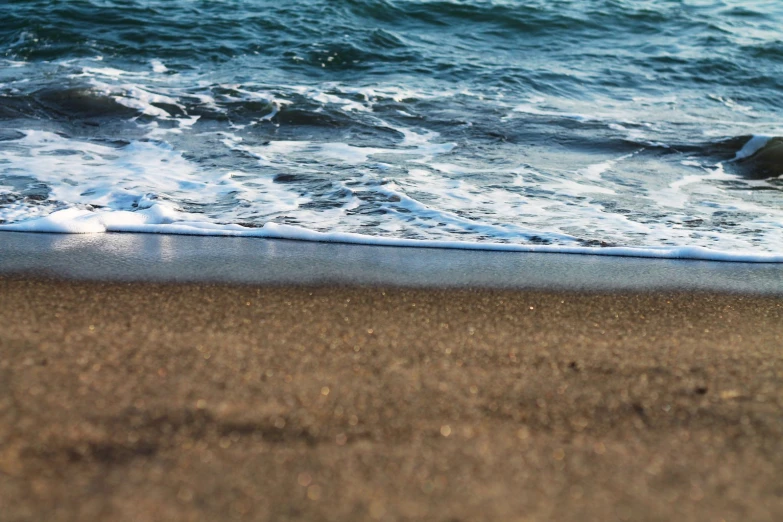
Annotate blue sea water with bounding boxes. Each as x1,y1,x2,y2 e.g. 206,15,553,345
1,0,782,259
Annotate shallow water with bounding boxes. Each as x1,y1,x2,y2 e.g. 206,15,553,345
1,0,782,259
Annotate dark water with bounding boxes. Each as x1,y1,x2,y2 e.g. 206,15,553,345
1,0,782,255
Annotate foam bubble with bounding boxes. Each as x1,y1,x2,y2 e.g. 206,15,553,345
151,60,168,74
732,135,772,161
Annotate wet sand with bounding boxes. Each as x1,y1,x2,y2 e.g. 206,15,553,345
1,277,782,521
3,231,783,294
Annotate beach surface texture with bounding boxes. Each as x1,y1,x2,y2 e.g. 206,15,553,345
2,266,783,521
3,0,783,519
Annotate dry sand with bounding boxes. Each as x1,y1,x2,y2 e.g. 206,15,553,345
1,277,782,521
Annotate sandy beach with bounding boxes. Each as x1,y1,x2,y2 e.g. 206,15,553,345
2,273,782,521
4,0,783,519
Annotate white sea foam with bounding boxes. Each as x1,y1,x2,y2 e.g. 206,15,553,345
732,135,772,161
3,65,783,262
376,172,580,243
511,104,594,122
3,120,783,261
234,127,455,167
151,60,168,74
85,78,182,117
0,130,309,226
80,67,137,78
579,151,639,181
2,205,782,263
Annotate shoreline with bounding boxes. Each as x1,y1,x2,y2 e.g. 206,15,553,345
4,213,783,264
1,278,782,521
2,231,783,294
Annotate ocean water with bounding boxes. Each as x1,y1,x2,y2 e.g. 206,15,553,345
1,0,782,261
